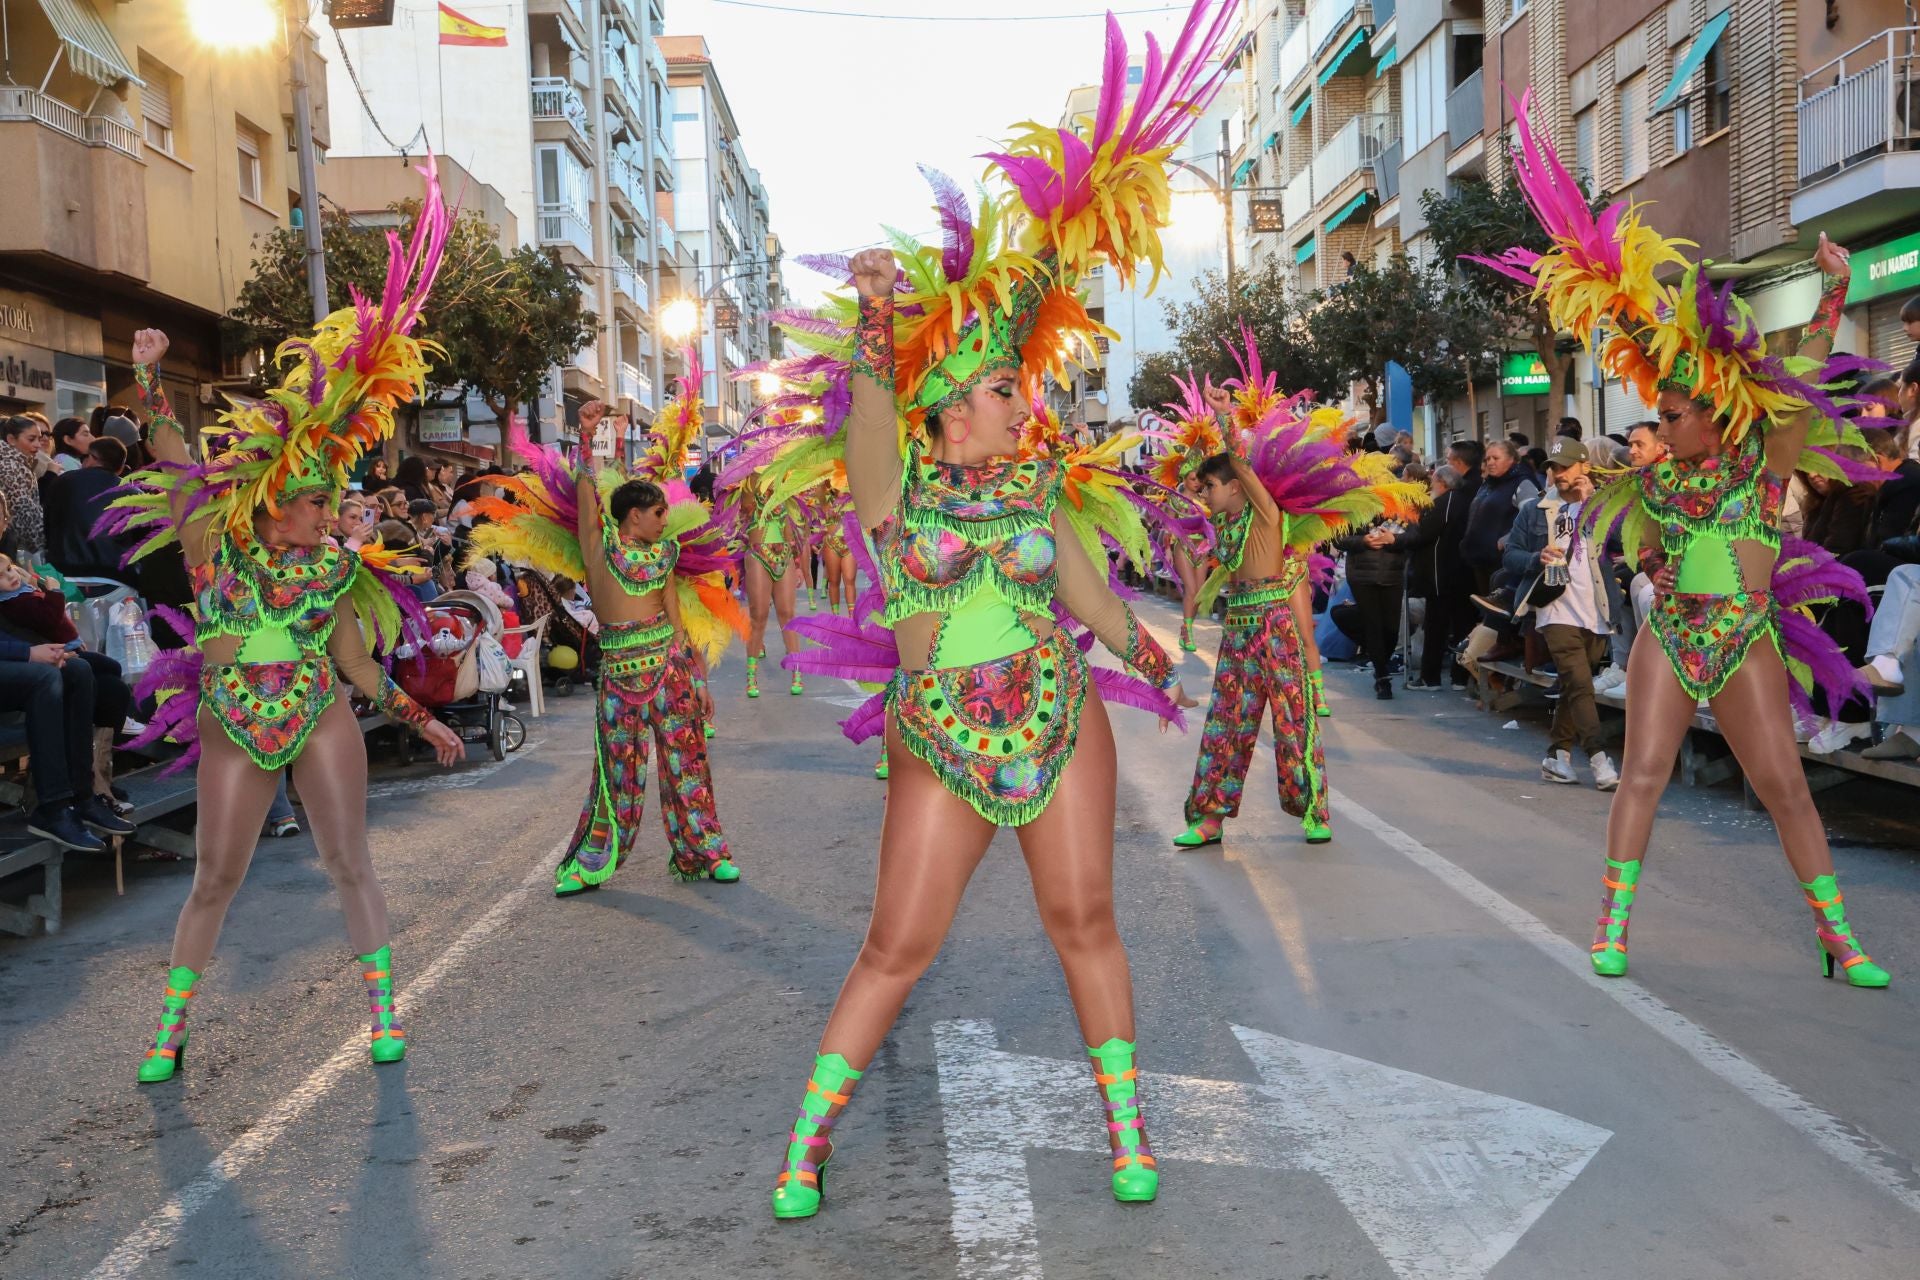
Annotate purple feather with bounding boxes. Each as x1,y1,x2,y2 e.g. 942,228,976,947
919,165,976,283
1090,667,1187,730
839,692,888,744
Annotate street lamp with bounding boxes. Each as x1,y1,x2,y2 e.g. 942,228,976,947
661,298,701,343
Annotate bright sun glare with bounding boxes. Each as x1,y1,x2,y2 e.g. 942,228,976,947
187,0,279,51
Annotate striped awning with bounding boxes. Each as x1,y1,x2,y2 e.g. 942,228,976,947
1652,10,1730,115
1375,43,1398,75
1325,190,1374,232
35,0,141,88
1232,157,1256,186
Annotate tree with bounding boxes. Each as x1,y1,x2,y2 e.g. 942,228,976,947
1303,256,1509,415
1137,256,1338,412
227,201,599,436
1420,172,1609,410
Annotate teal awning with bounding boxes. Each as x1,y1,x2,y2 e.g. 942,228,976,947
1232,157,1256,186
1263,131,1280,151
1317,25,1371,84
1652,11,1730,115
1294,235,1317,264
1325,190,1373,232
1288,93,1312,126
1375,43,1397,75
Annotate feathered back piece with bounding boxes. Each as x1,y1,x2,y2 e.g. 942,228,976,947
111,159,450,557
1021,392,1070,459
1222,320,1285,436
1245,398,1427,550
1150,369,1224,490
729,0,1236,498
638,346,705,486
1467,90,1877,450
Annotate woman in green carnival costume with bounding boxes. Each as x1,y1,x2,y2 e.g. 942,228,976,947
739,469,806,698
114,168,465,1083
737,0,1235,1219
1478,95,1892,988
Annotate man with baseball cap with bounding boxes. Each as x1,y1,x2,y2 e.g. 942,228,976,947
1504,436,1622,790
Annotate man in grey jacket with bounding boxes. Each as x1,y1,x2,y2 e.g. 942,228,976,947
1504,438,1621,791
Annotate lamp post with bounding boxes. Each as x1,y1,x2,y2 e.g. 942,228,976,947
1168,136,1237,290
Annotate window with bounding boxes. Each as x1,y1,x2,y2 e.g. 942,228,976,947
1703,37,1730,134
1573,106,1596,182
1616,74,1646,183
139,56,175,156
1400,36,1447,154
236,118,265,203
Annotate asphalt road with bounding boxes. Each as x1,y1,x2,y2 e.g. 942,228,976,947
5,594,1920,1280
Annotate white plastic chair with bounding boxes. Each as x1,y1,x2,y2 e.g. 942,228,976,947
502,614,550,718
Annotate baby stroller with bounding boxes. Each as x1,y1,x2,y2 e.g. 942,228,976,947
392,590,524,762
516,570,600,698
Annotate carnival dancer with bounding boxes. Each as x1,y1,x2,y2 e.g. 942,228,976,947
738,1,1233,1218
469,372,747,894
1149,374,1223,653
1173,338,1425,850
738,466,806,698
1475,93,1889,987
109,169,466,1084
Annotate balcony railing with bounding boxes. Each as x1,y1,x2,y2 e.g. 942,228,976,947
608,152,641,207
1311,113,1397,199
1372,137,1402,202
1446,69,1485,146
531,77,589,133
1282,165,1315,227
1280,22,1312,92
536,201,595,258
0,87,142,159
613,255,650,311
618,360,652,406
647,37,669,86
1798,27,1920,182
1308,0,1362,57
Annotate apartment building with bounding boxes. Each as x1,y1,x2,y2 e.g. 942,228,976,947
0,1,327,432
329,0,683,456
662,36,782,442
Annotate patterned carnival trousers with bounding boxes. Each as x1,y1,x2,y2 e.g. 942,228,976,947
561,620,729,885
1182,576,1328,829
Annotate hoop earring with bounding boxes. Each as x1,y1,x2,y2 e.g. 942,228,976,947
946,420,971,445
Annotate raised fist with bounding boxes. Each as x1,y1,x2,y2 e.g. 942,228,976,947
849,248,897,300
131,328,169,366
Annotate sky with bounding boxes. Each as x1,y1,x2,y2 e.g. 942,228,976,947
659,0,1211,306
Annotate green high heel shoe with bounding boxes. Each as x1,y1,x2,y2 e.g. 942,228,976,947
1302,816,1332,844
1172,816,1221,848
1179,617,1196,653
137,965,198,1083
746,654,761,699
1089,1038,1157,1203
773,1052,861,1220
1308,669,1331,718
359,945,407,1064
704,723,716,740
1590,857,1640,977
873,753,889,781
790,673,805,696
1803,874,1891,988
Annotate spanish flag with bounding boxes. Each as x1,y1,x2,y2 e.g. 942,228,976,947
439,3,507,47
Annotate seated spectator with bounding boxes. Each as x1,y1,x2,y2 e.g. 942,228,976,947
1860,426,1920,549
372,486,409,523
372,519,437,603
44,437,132,582
0,555,134,850
1857,563,1920,759
408,498,453,591
1802,461,1876,559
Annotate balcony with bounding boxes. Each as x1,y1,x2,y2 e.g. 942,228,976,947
1282,166,1315,227
608,152,645,215
0,86,150,281
536,201,595,259
1308,0,1367,58
613,254,650,312
1794,28,1920,234
532,77,591,156
1280,22,1312,94
1311,112,1397,204
1372,0,1395,28
646,37,669,87
618,360,653,407
653,131,675,190
1446,70,1485,148
1372,137,1402,202
531,0,588,41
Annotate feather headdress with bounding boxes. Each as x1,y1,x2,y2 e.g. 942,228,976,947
1150,369,1225,490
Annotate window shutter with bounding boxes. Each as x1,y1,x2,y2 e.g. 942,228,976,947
143,75,172,130
237,124,260,160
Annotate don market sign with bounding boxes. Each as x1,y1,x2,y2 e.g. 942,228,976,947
1849,230,1920,305
1499,352,1551,396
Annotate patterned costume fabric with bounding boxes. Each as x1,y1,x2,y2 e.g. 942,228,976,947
1651,590,1780,702
749,493,800,579
555,619,730,890
889,636,1089,827
1182,575,1326,829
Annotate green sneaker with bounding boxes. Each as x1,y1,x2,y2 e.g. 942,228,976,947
1172,817,1222,848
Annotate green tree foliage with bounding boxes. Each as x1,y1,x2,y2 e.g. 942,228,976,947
227,201,599,425
1135,257,1338,414
1420,172,1609,405
1303,255,1509,413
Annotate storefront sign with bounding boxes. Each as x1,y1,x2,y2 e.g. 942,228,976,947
1498,351,1551,396
1249,198,1284,234
0,348,56,398
0,304,35,338
1848,230,1920,305
418,406,463,443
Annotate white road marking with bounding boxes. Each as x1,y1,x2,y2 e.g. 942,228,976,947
364,739,542,799
1332,791,1920,1217
934,1018,1609,1280
83,834,574,1279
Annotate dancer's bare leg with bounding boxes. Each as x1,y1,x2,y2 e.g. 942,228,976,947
1707,642,1835,882
745,555,774,658
1602,625,1703,869
773,562,802,657
168,711,291,972
290,697,389,955
815,718,997,1069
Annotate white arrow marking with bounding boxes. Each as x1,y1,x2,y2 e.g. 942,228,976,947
933,1018,1610,1280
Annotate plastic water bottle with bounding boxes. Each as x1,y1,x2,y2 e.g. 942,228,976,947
113,599,157,676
